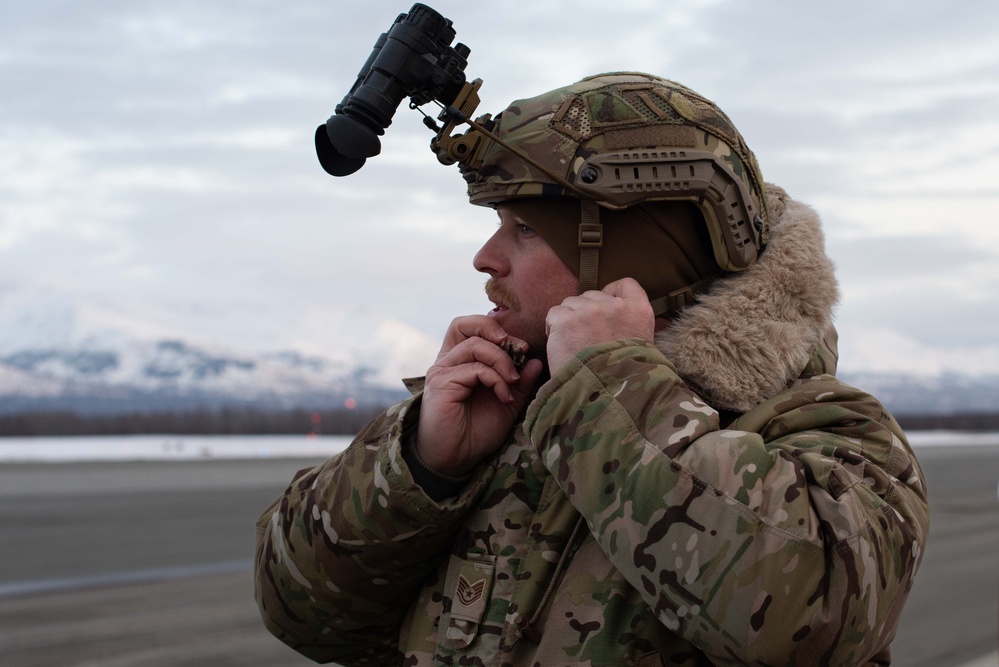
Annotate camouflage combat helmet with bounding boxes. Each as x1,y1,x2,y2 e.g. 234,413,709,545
448,73,770,316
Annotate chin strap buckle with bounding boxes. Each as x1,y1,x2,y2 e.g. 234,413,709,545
648,273,720,317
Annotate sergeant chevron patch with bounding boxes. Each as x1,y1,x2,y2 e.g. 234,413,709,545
456,574,486,607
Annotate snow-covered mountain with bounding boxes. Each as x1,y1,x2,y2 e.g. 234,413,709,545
0,285,436,413
1,284,997,416
835,371,999,416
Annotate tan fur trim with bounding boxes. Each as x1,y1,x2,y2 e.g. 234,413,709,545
656,184,839,412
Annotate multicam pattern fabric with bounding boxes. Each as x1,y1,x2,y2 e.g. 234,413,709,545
462,72,769,225
255,188,929,666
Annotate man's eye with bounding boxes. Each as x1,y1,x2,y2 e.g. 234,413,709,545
518,224,535,236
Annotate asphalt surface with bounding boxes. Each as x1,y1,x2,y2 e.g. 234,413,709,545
0,445,996,666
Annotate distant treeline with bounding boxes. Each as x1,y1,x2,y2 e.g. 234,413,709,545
894,412,999,432
0,405,390,437
1,407,997,437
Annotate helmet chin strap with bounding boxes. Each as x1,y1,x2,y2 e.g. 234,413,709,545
577,199,603,293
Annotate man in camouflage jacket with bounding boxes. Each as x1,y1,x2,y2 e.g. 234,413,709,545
256,73,929,666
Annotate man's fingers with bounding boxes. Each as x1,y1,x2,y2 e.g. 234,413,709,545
512,358,545,396
545,277,656,373
435,337,523,384
557,278,650,312
600,277,649,300
440,315,527,353
429,362,515,404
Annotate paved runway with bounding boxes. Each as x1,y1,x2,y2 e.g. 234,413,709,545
0,445,996,666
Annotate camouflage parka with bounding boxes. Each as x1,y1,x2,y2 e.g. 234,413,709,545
255,185,929,666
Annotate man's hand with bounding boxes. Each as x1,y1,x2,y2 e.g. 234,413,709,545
545,277,655,374
416,316,544,477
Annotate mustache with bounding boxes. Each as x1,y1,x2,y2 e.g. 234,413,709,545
484,279,521,312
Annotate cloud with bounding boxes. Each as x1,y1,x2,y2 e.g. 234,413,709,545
838,325,999,378
829,234,999,358
1,0,998,379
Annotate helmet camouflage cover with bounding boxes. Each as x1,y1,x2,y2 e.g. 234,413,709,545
458,73,770,305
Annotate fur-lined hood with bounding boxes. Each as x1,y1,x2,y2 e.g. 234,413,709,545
656,184,839,413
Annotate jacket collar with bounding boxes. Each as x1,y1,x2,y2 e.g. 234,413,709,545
655,184,840,412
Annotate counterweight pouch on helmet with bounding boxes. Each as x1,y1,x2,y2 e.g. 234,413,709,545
438,553,496,650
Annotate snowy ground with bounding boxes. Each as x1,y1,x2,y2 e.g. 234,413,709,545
0,431,997,463
0,434,353,462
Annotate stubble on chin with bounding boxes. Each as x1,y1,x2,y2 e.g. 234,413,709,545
484,279,548,360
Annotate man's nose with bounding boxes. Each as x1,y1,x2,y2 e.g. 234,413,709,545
473,231,508,276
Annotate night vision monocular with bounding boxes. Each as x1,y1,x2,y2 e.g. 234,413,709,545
315,3,492,177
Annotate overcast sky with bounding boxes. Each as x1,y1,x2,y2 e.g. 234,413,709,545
2,0,997,380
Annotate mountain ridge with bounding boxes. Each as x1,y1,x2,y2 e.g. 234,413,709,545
2,285,997,416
